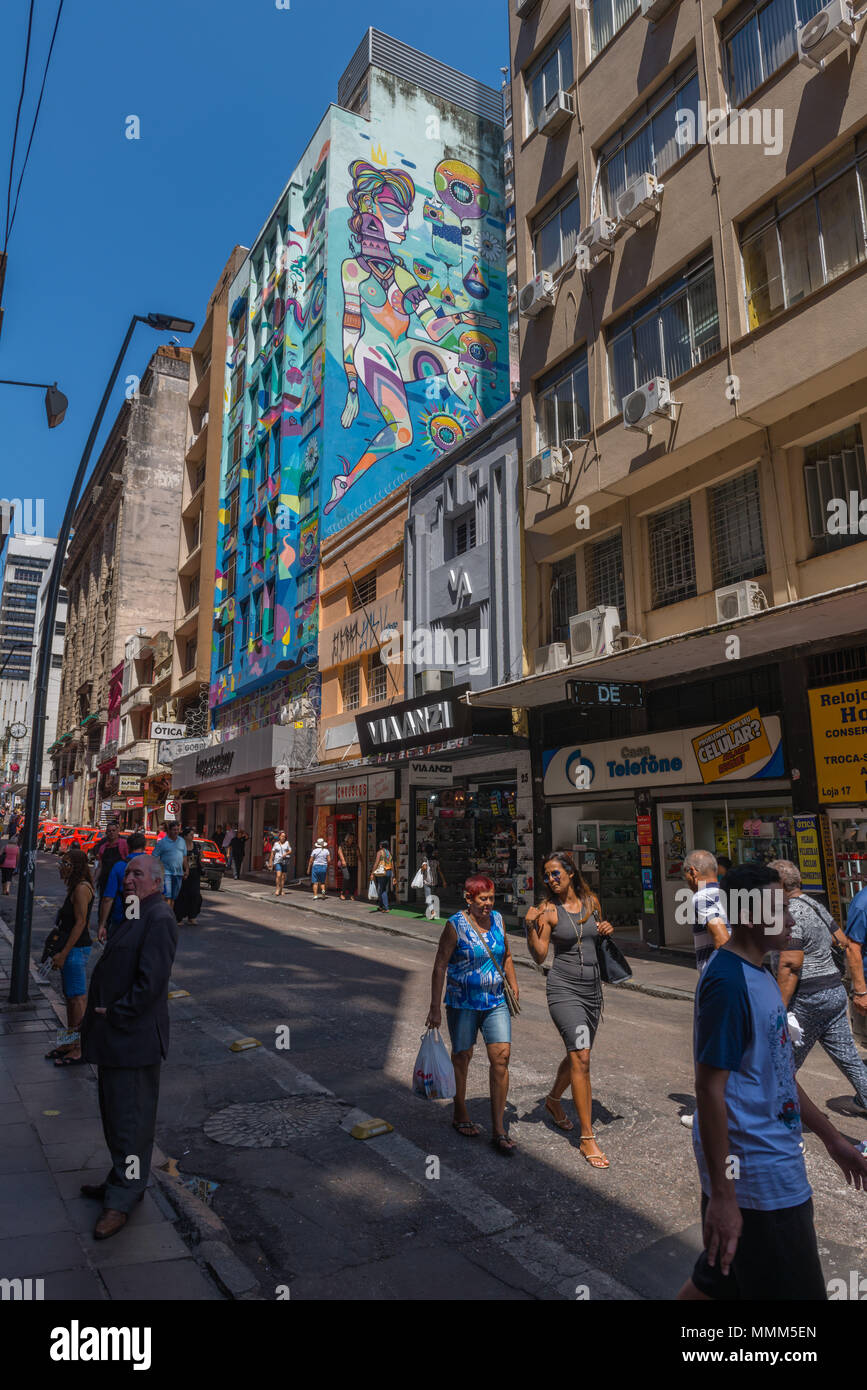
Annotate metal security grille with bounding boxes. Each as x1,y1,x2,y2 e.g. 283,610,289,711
350,572,377,611
341,662,360,712
648,500,696,608
709,469,766,586
804,426,867,554
551,555,578,644
367,651,388,704
586,533,626,627
808,645,867,687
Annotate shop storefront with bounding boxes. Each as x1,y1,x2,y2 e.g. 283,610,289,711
544,709,789,948
312,771,397,893
808,675,867,928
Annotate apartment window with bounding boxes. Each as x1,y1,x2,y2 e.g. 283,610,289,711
649,499,697,607
217,620,234,669
526,24,574,134
453,511,477,557
532,181,581,275
342,661,361,712
183,636,197,673
229,425,243,465
741,139,867,329
804,425,867,556
51,653,63,669
552,555,579,644
600,63,700,214
230,366,244,408
709,470,766,585
367,650,389,704
724,0,825,106
186,574,200,613
297,569,317,603
350,572,377,611
54,621,66,636
14,567,43,583
239,600,249,652
590,0,640,58
585,532,627,627
536,350,591,450
263,581,275,642
607,253,720,410
226,490,239,533
251,588,262,640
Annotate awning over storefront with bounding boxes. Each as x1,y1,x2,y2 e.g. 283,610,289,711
467,581,867,709
170,722,313,792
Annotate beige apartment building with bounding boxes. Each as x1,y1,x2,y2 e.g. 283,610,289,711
170,248,247,746
473,0,867,952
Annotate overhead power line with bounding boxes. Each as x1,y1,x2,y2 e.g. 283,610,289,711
6,0,65,247
4,0,65,253
4,0,35,252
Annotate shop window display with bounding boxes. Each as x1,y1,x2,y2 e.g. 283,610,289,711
571,821,641,927
415,783,519,918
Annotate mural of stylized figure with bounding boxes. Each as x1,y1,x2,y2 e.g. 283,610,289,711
327,159,497,517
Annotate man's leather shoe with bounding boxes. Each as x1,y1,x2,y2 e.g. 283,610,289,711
94,1209,127,1240
80,1183,106,1200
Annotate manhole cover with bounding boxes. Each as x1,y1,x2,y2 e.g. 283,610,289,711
203,1095,349,1147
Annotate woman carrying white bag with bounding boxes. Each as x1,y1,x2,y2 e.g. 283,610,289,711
425,874,520,1156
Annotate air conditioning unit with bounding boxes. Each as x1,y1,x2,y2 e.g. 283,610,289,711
525,447,568,489
797,0,857,68
519,271,554,318
515,0,538,15
616,173,664,226
622,376,674,429
504,154,514,175
419,669,448,693
534,643,569,675
569,607,622,664
641,0,678,19
714,581,769,623
539,90,575,137
577,216,619,264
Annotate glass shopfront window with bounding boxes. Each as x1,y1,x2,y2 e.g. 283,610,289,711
414,778,520,921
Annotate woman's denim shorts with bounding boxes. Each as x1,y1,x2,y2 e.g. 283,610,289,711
446,1002,510,1052
311,865,328,883
61,946,91,999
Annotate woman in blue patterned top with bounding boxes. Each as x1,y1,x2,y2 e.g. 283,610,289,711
427,875,519,1155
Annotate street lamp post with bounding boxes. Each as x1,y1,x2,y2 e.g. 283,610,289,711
8,312,194,1004
0,378,68,428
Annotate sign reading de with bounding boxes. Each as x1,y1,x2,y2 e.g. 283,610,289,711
151,722,187,740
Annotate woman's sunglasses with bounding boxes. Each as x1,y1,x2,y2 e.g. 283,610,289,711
544,870,565,881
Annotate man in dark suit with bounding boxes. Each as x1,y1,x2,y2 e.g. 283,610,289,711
80,852,178,1239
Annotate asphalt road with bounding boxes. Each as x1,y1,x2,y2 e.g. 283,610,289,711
23,854,867,1300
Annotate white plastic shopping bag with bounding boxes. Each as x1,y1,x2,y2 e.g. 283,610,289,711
368,878,378,901
410,868,424,889
412,1028,456,1099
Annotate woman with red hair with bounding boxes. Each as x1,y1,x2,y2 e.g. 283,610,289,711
426,875,519,1155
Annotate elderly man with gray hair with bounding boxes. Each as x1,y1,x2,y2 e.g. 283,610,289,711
80,850,179,1240
770,859,867,1116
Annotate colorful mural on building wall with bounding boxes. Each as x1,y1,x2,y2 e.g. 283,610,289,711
210,79,507,710
322,97,509,538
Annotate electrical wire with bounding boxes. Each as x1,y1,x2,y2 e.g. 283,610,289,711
4,0,64,250
6,0,65,247
4,0,35,251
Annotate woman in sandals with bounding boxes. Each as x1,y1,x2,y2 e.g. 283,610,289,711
525,851,614,1169
47,847,95,1066
426,874,519,1155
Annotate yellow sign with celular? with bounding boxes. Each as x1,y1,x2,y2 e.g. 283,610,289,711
691,708,771,784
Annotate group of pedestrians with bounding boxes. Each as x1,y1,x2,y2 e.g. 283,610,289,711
424,845,867,1299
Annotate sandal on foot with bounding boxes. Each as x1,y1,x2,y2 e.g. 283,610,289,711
545,1095,574,1131
452,1120,482,1137
45,1046,72,1060
491,1133,516,1156
54,1054,87,1067
579,1135,609,1169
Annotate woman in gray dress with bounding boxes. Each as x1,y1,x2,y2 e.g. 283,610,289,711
525,851,615,1169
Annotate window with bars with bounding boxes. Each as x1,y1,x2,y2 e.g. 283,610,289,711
367,650,389,704
525,24,574,134
804,425,867,555
599,63,700,215
808,644,867,687
724,0,825,106
741,138,867,330
350,572,377,611
648,499,697,607
585,532,627,627
607,254,720,411
452,511,477,557
536,350,591,450
532,182,580,276
552,555,579,644
709,470,767,585
590,0,640,57
342,662,361,712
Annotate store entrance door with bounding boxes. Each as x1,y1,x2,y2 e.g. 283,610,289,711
657,802,694,947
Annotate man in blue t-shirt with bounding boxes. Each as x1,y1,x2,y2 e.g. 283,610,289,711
152,822,188,903
97,832,148,939
678,862,867,1301
844,883,867,1017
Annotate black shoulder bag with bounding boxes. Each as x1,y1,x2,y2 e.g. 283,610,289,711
592,910,633,985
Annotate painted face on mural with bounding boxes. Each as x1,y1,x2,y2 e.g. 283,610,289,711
365,192,410,244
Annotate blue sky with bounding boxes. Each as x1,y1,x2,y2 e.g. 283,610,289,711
0,0,508,544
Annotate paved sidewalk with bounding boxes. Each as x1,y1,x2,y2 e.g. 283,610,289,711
223,875,699,1002
0,924,225,1301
